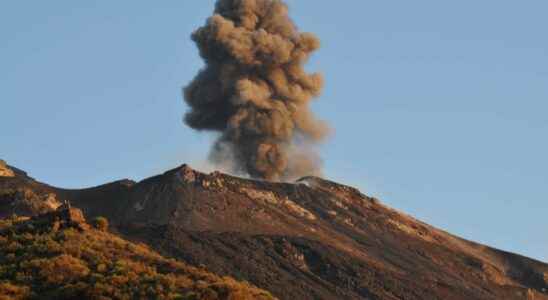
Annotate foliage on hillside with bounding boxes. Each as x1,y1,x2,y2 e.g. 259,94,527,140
0,188,58,217
0,215,275,300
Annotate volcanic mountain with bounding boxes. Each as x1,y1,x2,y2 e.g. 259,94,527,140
1,161,547,299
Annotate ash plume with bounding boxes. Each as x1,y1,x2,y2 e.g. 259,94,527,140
183,0,329,181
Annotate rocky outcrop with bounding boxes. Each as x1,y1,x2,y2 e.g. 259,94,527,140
0,187,61,217
30,205,89,231
0,160,14,177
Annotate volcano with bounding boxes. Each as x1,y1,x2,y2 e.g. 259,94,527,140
1,162,547,299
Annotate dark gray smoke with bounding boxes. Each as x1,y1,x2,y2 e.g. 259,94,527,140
183,0,329,181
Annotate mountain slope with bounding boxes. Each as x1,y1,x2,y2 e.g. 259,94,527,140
1,162,547,299
0,207,274,300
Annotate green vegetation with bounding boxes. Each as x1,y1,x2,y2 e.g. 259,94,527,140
0,216,275,300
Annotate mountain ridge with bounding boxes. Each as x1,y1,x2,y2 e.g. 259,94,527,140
1,162,547,299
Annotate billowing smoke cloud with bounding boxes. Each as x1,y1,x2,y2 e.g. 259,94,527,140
184,0,329,181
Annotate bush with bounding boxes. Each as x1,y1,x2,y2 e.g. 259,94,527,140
93,217,109,232
0,282,30,299
35,254,90,284
0,215,275,300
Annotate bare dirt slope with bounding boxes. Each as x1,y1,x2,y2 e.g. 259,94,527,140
1,163,547,299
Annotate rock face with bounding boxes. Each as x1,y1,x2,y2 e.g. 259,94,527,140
0,160,14,177
28,205,90,231
1,164,548,300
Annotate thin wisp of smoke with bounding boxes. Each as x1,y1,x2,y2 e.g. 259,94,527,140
184,0,329,181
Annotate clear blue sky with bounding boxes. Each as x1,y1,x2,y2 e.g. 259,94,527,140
1,1,547,262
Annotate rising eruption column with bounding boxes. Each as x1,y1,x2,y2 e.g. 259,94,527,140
184,0,329,181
